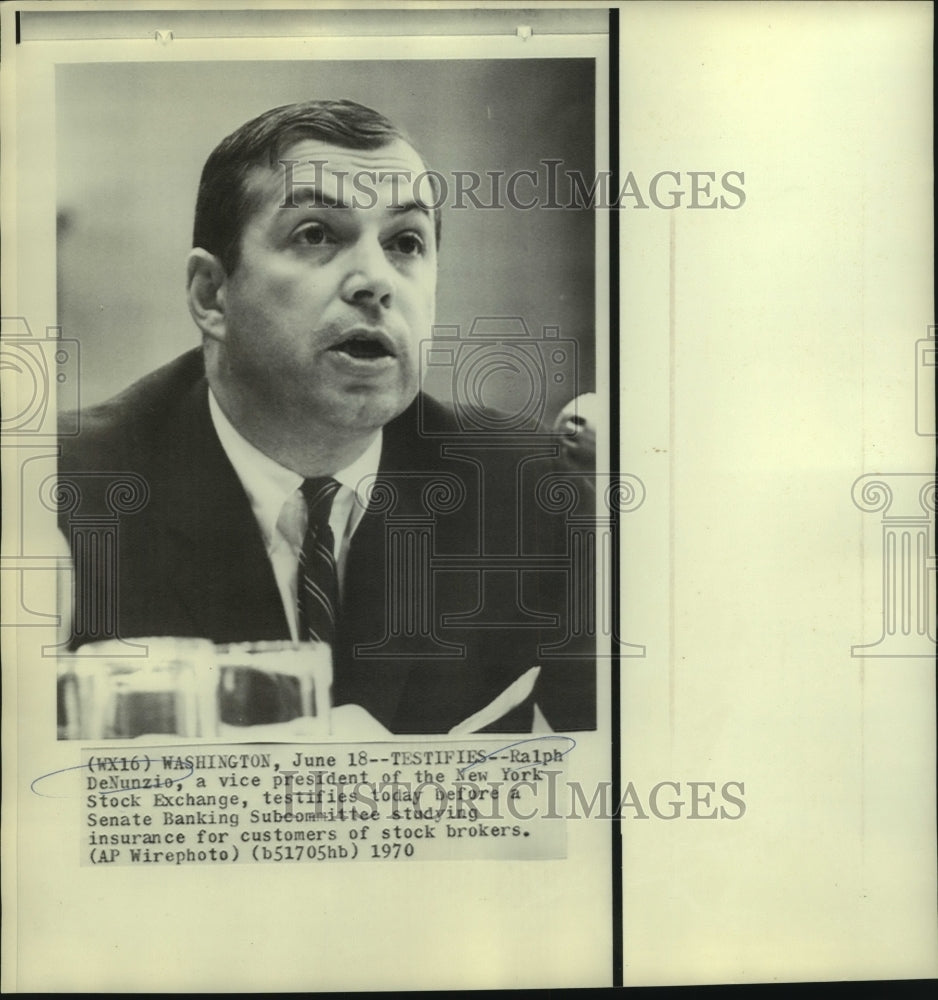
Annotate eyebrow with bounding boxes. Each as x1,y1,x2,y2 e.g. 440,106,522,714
280,184,433,221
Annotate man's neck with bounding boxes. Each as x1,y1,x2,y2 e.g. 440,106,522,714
208,382,380,478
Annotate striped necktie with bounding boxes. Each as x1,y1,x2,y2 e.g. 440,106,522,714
297,477,341,645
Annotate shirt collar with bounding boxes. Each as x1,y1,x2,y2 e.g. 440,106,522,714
332,425,383,519
207,388,381,549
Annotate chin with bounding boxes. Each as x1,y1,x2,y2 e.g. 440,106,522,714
329,389,413,433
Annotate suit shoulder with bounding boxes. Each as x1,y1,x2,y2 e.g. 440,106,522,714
412,392,461,435
401,393,543,437
59,349,206,470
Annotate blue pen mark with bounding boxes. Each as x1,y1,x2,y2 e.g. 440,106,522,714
457,735,576,775
31,756,195,798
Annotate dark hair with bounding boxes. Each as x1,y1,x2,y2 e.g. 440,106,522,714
192,99,441,273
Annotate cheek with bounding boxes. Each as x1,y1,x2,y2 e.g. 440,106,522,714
231,256,319,309
408,278,437,326
228,278,321,342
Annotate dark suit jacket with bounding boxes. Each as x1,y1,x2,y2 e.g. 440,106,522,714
58,349,595,733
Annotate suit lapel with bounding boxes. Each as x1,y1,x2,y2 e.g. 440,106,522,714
147,379,290,643
331,395,457,727
138,385,491,729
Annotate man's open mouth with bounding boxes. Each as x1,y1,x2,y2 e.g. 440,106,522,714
329,331,396,361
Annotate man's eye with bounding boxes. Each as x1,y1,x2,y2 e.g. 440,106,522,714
295,223,330,246
387,231,426,257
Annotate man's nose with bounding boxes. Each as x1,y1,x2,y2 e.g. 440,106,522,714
339,241,394,309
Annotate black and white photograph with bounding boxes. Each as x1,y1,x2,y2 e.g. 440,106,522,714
51,56,604,742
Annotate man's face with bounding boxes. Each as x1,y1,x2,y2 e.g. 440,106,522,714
215,137,437,437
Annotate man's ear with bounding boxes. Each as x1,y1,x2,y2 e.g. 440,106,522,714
186,249,228,343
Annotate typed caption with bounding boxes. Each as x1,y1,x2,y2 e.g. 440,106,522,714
80,740,569,865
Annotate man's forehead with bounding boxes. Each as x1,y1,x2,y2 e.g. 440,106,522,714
247,136,430,200
286,137,428,179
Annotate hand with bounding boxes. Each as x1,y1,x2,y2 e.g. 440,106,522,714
553,392,597,471
329,704,393,739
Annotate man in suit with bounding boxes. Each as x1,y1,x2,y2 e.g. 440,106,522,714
58,99,595,735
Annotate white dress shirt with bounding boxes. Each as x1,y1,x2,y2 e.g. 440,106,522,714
208,389,381,641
